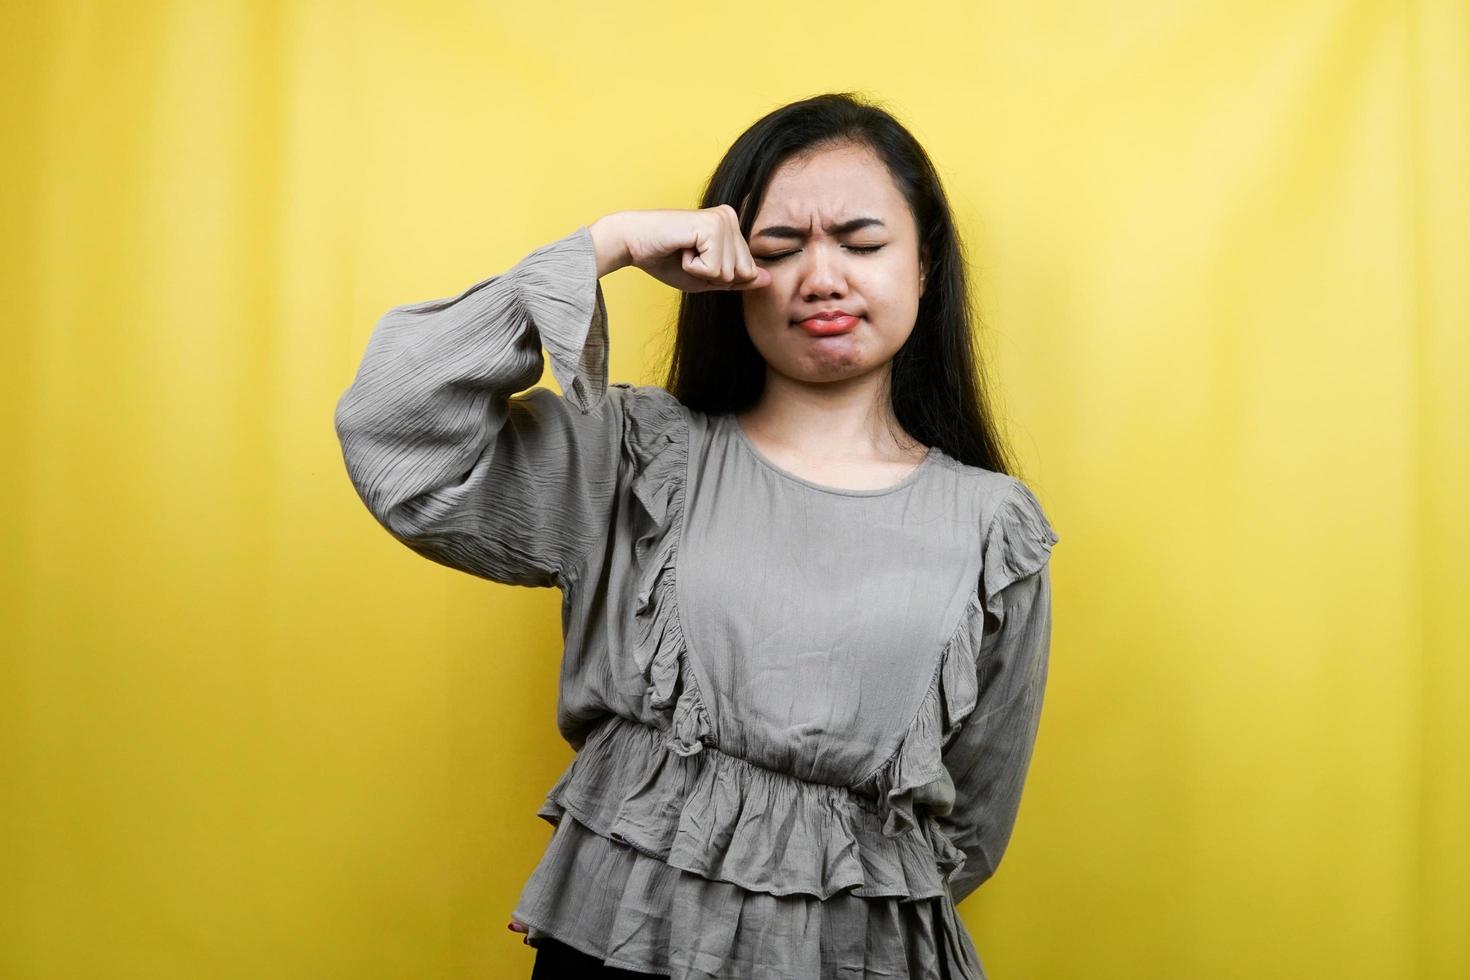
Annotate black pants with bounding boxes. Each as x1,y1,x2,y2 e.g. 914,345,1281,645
530,936,671,979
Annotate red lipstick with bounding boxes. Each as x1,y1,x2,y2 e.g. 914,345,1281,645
795,311,860,336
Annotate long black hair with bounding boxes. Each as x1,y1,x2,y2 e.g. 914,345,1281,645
662,91,1021,478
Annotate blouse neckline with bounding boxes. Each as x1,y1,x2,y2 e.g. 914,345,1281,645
723,413,938,498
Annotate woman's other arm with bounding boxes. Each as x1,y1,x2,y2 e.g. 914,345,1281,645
937,564,1053,903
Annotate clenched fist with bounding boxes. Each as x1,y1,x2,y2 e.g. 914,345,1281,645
589,206,772,292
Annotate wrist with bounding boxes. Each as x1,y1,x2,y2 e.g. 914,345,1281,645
589,212,632,278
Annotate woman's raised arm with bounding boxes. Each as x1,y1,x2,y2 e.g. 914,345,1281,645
333,207,768,591
333,223,624,590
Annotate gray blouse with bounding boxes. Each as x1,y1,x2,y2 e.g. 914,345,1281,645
334,225,1060,980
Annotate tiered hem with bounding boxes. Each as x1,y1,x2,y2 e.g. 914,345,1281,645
514,809,984,980
535,713,966,902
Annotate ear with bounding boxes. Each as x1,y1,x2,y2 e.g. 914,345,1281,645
919,245,931,297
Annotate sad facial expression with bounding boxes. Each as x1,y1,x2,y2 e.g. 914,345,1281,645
740,142,929,385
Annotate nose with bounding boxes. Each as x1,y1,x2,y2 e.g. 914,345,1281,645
797,242,848,300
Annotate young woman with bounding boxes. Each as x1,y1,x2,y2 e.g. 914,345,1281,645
335,93,1060,980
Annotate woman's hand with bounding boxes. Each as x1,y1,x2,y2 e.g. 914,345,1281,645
589,206,772,292
508,917,530,944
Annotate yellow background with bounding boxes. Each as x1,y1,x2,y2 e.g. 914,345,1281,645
4,1,1466,978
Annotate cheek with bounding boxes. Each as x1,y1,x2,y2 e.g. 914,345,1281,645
868,273,916,318
870,273,922,346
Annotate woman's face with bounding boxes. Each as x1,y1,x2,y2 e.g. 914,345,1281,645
740,142,928,386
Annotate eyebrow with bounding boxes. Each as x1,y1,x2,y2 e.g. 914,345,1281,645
752,217,887,241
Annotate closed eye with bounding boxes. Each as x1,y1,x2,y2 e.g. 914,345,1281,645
756,244,886,262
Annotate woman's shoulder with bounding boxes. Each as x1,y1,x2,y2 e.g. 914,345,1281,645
607,381,684,413
929,454,1059,549
606,383,725,448
927,451,1024,503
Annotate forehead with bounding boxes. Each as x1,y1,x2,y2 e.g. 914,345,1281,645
751,144,908,225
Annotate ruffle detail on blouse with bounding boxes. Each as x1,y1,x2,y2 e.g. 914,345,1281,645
853,479,1061,841
614,383,716,758
851,593,986,839
979,480,1061,622
514,810,985,980
535,714,966,903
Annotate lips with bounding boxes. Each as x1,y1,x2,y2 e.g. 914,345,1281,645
795,313,860,336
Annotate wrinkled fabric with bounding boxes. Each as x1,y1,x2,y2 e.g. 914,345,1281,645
334,225,1060,979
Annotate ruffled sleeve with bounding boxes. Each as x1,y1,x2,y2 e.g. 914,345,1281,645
934,480,1060,904
333,225,626,590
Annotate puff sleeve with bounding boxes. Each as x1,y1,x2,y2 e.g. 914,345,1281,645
333,225,623,590
936,481,1059,905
